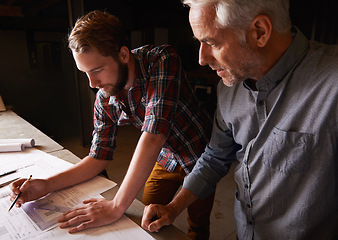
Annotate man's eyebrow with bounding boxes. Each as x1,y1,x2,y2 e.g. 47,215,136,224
88,66,103,73
192,35,212,43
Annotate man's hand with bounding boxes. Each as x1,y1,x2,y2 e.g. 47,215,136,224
142,188,198,232
9,178,50,207
58,198,123,233
141,203,177,232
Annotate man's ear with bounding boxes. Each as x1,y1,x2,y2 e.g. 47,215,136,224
249,15,272,47
119,46,130,63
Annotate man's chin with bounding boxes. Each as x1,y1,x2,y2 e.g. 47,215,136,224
221,77,238,87
102,90,111,98
102,88,123,97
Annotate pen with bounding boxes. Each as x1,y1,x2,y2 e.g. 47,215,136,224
0,164,34,179
8,175,32,212
0,169,17,178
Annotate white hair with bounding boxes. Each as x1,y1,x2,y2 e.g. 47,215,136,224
183,0,291,43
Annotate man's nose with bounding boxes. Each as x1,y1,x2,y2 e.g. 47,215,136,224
86,73,99,89
198,43,212,66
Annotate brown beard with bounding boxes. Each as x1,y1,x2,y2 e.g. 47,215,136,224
104,61,129,96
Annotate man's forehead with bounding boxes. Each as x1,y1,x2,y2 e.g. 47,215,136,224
189,5,219,40
73,50,105,72
189,5,216,22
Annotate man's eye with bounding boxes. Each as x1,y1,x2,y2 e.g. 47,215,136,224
94,69,103,73
205,41,216,48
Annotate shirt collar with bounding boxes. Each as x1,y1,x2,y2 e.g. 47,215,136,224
245,27,309,92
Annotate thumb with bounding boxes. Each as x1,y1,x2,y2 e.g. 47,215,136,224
148,217,169,232
10,179,25,195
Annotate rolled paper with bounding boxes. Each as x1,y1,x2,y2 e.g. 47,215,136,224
0,143,25,152
0,138,35,148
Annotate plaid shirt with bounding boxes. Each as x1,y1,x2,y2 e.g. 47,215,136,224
89,45,211,173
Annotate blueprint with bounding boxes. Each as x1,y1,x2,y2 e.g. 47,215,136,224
0,149,153,240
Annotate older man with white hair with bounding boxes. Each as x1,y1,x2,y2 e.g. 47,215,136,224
142,0,338,239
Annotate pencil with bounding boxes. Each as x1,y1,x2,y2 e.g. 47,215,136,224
8,175,32,212
0,169,17,178
0,177,19,189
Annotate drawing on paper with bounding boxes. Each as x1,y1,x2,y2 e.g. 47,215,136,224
22,198,71,231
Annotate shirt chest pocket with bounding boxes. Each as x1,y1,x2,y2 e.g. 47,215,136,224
262,127,315,174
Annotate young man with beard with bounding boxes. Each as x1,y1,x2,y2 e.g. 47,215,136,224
9,10,214,239
141,0,338,239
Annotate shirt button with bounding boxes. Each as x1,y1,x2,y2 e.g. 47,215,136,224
244,184,249,189
247,204,251,208
248,221,253,225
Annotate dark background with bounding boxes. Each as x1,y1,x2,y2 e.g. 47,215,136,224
0,0,337,146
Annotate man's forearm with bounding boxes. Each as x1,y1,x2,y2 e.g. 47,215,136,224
112,132,165,213
169,187,199,216
46,156,109,193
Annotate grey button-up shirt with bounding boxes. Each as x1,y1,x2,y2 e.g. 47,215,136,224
183,28,338,239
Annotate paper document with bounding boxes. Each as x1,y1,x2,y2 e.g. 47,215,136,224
23,200,71,231
21,175,117,231
0,149,153,239
30,214,154,240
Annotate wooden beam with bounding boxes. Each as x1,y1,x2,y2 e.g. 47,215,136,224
0,5,23,17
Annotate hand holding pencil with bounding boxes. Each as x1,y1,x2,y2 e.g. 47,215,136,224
8,176,50,210
8,175,32,211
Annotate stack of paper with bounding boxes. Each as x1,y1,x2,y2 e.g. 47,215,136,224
0,149,154,240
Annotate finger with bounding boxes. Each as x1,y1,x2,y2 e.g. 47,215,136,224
148,221,160,232
9,190,25,205
148,218,169,232
83,198,99,204
68,220,93,233
59,214,90,228
15,197,25,206
61,205,88,217
9,179,25,194
58,208,87,222
141,206,156,229
9,192,16,201
143,204,172,232
9,193,19,203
